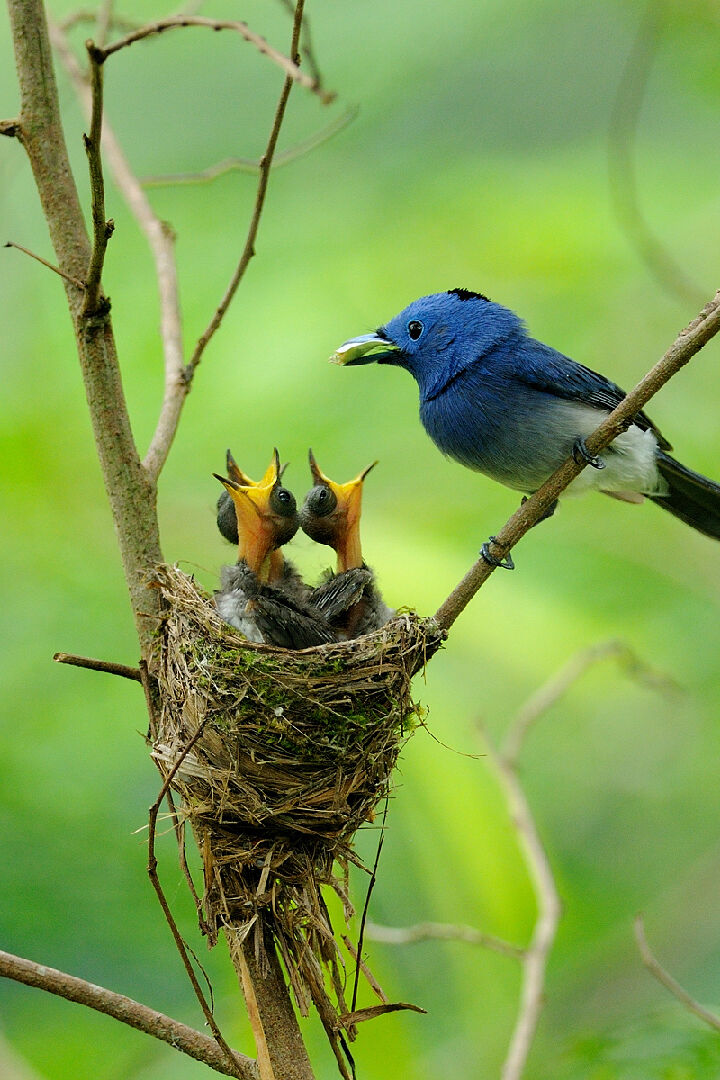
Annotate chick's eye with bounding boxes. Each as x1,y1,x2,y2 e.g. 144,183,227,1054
276,489,291,503
408,320,423,341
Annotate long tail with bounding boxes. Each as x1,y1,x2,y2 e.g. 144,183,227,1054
648,452,720,540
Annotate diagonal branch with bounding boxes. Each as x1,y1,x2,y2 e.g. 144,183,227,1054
433,288,720,632
0,949,258,1079
96,16,333,102
634,915,720,1032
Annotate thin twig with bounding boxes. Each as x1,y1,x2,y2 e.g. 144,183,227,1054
0,118,20,137
608,4,706,308
276,0,322,85
48,17,184,485
350,798,388,1015
432,287,720,632
141,105,358,187
634,915,720,1032
365,921,524,960
5,241,86,288
147,721,240,1077
96,16,333,102
502,639,677,767
186,0,308,380
0,949,258,1079
81,41,113,316
53,651,141,681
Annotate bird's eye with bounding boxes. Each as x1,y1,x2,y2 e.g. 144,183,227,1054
276,489,291,503
408,320,423,341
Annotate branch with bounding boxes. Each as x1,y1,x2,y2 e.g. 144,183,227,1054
365,921,524,960
4,241,86,289
185,0,308,379
433,288,720,632
0,118,20,137
0,949,258,1079
48,17,185,485
634,915,720,1032
53,651,141,681
81,41,113,316
486,738,561,1080
502,639,677,767
96,16,333,103
608,5,706,308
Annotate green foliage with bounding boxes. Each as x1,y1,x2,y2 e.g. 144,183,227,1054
2,1,720,1078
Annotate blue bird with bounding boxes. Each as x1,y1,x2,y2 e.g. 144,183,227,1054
331,288,720,542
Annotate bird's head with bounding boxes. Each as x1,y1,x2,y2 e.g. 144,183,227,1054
300,450,376,572
330,288,523,397
214,448,298,579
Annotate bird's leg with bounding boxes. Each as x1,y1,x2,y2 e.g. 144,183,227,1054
572,436,606,470
521,494,559,525
480,535,515,570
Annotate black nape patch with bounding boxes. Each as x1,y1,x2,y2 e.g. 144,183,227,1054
448,287,490,303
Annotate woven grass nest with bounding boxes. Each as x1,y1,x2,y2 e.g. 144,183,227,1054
149,563,445,1034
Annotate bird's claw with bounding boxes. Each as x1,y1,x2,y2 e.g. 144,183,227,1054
480,536,515,570
572,437,605,470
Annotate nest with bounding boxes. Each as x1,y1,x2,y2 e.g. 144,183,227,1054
148,564,444,1040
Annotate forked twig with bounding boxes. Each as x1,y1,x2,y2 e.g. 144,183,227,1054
96,16,332,102
634,915,720,1032
185,0,309,380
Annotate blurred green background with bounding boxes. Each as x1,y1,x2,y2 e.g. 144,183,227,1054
2,1,720,1077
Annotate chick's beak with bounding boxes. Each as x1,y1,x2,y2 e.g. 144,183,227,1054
329,332,400,366
306,452,377,570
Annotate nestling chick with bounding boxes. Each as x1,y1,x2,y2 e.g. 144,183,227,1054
301,450,394,638
214,449,334,648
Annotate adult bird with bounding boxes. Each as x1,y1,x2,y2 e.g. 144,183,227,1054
300,450,394,637
331,288,720,545
214,450,334,648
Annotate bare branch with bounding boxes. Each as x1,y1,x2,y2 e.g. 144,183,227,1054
5,241,86,289
634,915,720,1032
365,921,524,960
96,16,333,103
0,949,258,1079
186,0,308,378
141,105,358,187
485,739,561,1080
0,119,20,137
81,41,113,316
608,5,706,308
49,17,185,485
433,288,720,632
53,651,141,681
502,640,678,767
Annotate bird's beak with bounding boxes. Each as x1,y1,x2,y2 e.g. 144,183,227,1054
307,451,377,570
213,472,278,577
329,332,400,366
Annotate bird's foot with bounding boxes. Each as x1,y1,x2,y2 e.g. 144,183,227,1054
480,536,515,570
572,436,605,470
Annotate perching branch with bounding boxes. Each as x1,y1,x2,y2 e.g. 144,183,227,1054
0,949,258,1080
634,916,720,1032
433,287,720,632
95,16,333,103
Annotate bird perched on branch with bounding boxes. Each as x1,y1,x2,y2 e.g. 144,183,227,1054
330,288,720,546
214,450,334,648
301,451,394,637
